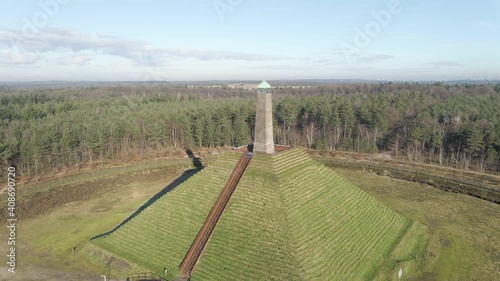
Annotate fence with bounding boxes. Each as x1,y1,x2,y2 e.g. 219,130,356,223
131,271,167,281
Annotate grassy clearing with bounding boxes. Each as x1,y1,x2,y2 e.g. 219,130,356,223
191,148,425,280
12,157,207,196
335,167,500,281
0,167,188,281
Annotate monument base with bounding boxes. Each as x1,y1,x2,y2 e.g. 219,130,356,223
253,142,275,154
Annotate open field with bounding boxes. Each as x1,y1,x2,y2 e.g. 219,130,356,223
316,157,500,203
0,159,200,281
0,150,498,280
309,149,500,190
334,167,500,281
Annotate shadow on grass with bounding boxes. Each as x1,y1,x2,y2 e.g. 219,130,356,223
186,149,203,169
90,152,204,241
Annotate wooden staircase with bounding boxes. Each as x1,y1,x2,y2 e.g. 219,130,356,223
178,153,252,277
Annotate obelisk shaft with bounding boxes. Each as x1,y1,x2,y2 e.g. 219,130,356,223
254,85,274,154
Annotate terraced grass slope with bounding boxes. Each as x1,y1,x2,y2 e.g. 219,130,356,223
191,148,426,280
90,152,242,277
91,148,425,280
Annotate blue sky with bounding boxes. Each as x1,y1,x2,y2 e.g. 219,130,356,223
0,0,499,81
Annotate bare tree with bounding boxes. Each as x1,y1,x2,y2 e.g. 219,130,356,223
304,122,317,149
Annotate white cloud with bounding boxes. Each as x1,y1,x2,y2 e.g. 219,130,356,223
0,49,42,65
53,54,93,66
476,21,500,29
0,27,287,66
311,53,394,67
356,54,394,63
426,61,463,68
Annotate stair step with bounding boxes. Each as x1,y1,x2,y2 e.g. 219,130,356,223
179,153,252,277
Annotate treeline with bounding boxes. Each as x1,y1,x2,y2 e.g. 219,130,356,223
0,83,499,177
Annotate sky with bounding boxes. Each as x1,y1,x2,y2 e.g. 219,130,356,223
0,0,499,81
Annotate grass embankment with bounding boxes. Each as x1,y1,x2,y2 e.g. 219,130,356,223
0,159,199,281
89,152,241,279
336,167,500,281
191,148,425,280
7,148,497,280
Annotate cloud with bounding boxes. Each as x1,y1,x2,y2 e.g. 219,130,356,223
0,49,42,65
477,21,492,26
356,54,394,63
289,52,395,68
316,60,340,67
323,47,362,59
386,36,418,41
53,54,93,66
314,49,396,66
0,27,286,66
426,61,463,67
169,47,284,61
476,21,500,29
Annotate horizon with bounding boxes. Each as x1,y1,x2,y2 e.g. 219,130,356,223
1,0,499,82
1,78,499,85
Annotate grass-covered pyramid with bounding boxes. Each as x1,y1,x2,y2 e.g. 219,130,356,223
91,148,426,280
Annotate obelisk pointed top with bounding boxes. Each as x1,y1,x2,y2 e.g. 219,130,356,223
257,80,272,89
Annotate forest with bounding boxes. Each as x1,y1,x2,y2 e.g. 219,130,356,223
1,82,499,177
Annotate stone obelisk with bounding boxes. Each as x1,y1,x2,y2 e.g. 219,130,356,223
253,80,275,154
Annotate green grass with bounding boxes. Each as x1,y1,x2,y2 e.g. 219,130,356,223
7,148,497,280
192,153,302,280
190,148,426,280
89,152,241,279
14,157,207,195
0,165,187,281
335,167,500,281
